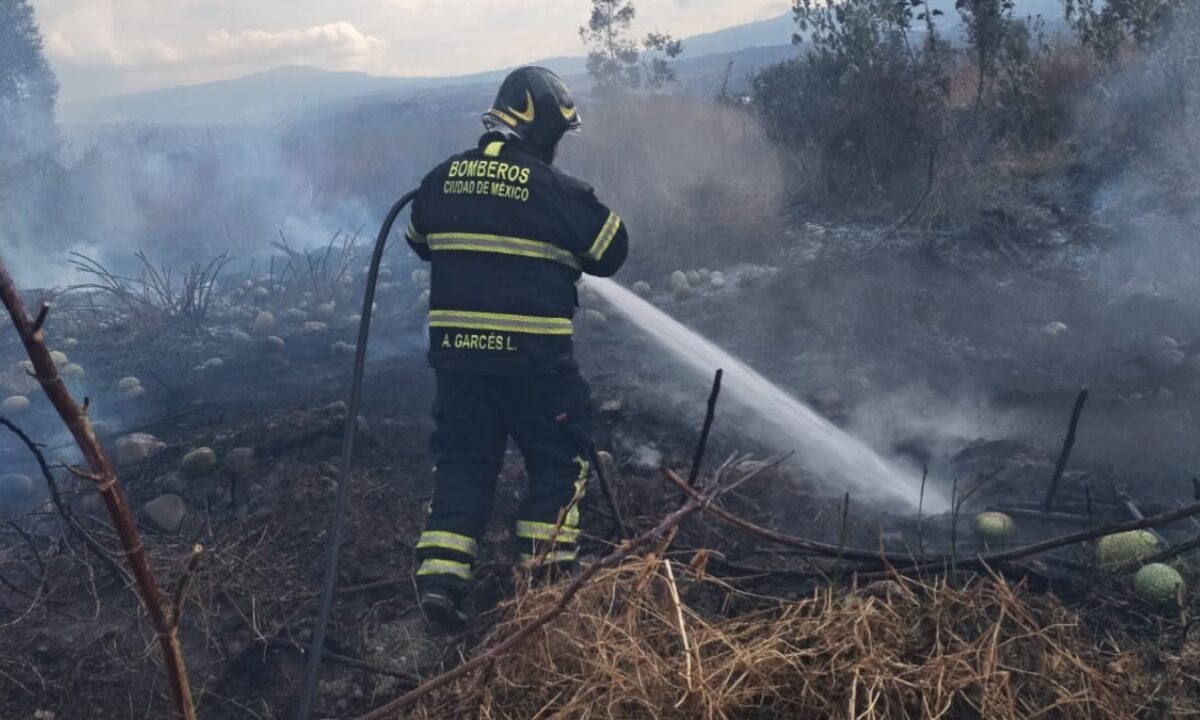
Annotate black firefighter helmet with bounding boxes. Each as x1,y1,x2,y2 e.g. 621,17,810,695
483,66,582,160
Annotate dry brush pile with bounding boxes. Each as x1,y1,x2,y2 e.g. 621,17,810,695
408,558,1199,720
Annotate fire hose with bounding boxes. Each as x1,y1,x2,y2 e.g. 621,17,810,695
297,188,418,720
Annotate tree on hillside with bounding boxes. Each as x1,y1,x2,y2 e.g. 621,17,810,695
0,0,59,162
1064,0,1181,59
580,0,684,93
957,0,1019,113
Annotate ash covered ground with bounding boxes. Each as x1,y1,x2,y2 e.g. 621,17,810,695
2,205,1200,718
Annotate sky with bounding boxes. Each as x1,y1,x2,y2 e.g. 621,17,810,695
28,0,791,101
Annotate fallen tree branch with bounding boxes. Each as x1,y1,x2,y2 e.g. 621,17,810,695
0,258,197,720
665,470,1200,573
664,468,917,565
353,475,731,720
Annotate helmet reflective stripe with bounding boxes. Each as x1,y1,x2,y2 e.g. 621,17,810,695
481,66,582,159
508,90,536,123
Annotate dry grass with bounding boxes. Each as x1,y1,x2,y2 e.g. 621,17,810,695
410,558,1199,720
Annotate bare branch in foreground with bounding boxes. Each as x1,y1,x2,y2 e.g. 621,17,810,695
0,256,197,720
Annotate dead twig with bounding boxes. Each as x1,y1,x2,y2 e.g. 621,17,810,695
171,545,204,629
1044,386,1089,511
0,418,128,585
688,369,723,488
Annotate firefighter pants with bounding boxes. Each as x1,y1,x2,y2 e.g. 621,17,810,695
415,369,592,597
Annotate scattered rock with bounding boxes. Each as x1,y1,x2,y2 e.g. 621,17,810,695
225,447,257,473
1040,321,1068,337
200,358,224,370
283,308,308,323
596,450,614,467
61,363,86,380
180,447,219,476
159,473,188,495
1152,348,1185,372
303,321,329,333
630,444,663,470
686,270,702,287
582,309,607,324
230,329,253,344
1154,335,1180,352
2,395,31,414
331,341,356,355
118,377,142,391
253,286,270,299
417,289,431,309
254,311,275,333
411,269,431,287
813,388,843,410
0,473,35,503
124,385,147,400
671,285,694,302
61,338,79,350
113,433,166,466
143,494,187,534
709,272,727,288
49,350,69,367
317,302,337,319
264,336,287,353
668,270,689,291
318,401,349,417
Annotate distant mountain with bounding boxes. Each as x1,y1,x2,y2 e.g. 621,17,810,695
57,14,803,127
59,3,1067,127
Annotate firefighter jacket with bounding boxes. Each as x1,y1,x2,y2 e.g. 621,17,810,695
405,132,629,375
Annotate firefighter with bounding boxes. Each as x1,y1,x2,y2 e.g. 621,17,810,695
405,66,628,627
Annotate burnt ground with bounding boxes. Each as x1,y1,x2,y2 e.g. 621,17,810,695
2,211,1200,718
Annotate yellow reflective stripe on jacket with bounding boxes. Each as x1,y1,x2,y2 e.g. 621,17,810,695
426,232,581,270
417,558,472,580
417,531,478,557
429,310,574,336
516,520,580,544
520,550,578,568
406,219,427,244
483,141,505,158
586,211,622,262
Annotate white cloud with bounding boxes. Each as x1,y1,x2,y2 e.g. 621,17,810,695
200,23,386,66
31,0,791,99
